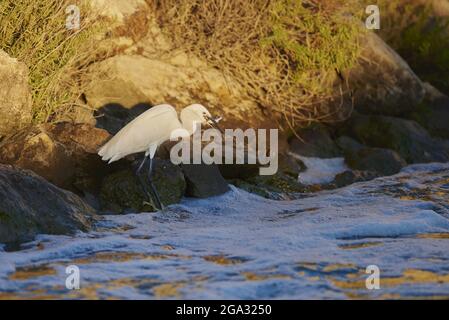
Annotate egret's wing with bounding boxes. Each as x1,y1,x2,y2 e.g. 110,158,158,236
98,104,181,162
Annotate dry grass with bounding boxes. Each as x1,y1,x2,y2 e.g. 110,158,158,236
151,0,363,130
0,0,109,123
0,0,366,130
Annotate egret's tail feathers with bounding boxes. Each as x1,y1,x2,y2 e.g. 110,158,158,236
107,154,122,164
98,143,117,163
98,144,108,157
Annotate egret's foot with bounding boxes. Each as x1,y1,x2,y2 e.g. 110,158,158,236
149,187,164,210
143,198,164,211
142,196,157,211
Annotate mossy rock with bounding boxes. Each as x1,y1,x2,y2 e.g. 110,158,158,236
408,99,449,140
345,147,407,176
343,113,449,164
230,172,307,200
100,159,186,213
331,170,381,189
0,164,97,245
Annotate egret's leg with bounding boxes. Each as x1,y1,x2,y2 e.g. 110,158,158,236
136,155,147,175
135,155,154,207
147,156,164,210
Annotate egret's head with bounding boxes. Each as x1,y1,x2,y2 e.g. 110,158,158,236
181,104,222,134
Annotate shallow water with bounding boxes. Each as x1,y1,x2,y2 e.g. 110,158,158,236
1,163,449,299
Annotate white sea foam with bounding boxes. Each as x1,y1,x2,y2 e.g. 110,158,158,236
289,153,348,185
1,163,449,299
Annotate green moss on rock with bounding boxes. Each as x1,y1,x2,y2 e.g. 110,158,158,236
344,114,449,164
230,172,307,200
100,159,186,213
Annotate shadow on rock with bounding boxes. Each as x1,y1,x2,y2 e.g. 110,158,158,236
94,103,152,135
0,164,98,246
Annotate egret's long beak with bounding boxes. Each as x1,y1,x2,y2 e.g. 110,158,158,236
206,115,223,134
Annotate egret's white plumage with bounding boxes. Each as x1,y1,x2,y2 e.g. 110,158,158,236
98,104,213,164
98,103,220,210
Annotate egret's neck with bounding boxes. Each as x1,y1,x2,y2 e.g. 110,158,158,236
181,120,200,136
179,109,201,136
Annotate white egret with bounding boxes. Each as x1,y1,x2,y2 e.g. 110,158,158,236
98,104,222,209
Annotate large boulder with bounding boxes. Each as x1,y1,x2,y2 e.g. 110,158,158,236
85,52,265,132
0,50,32,138
0,123,111,195
100,159,186,213
0,165,97,245
343,113,449,164
346,32,425,116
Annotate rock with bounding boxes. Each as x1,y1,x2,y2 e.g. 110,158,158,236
0,49,32,138
218,163,260,180
84,52,265,131
344,113,449,164
181,164,230,198
407,97,449,140
278,153,306,178
416,0,449,17
346,32,425,116
95,103,151,135
0,165,97,245
230,172,307,200
89,0,148,23
289,124,341,158
59,104,97,126
216,145,261,180
345,147,407,176
431,0,449,17
336,136,364,154
0,123,111,195
422,82,446,102
332,170,381,188
100,159,186,213
336,136,407,175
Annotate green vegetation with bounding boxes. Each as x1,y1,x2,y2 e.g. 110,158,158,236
261,0,360,87
0,0,106,123
0,0,366,128
377,0,449,94
153,0,363,127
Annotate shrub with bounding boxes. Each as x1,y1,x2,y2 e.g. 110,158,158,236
152,0,363,129
377,0,449,94
0,0,107,123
